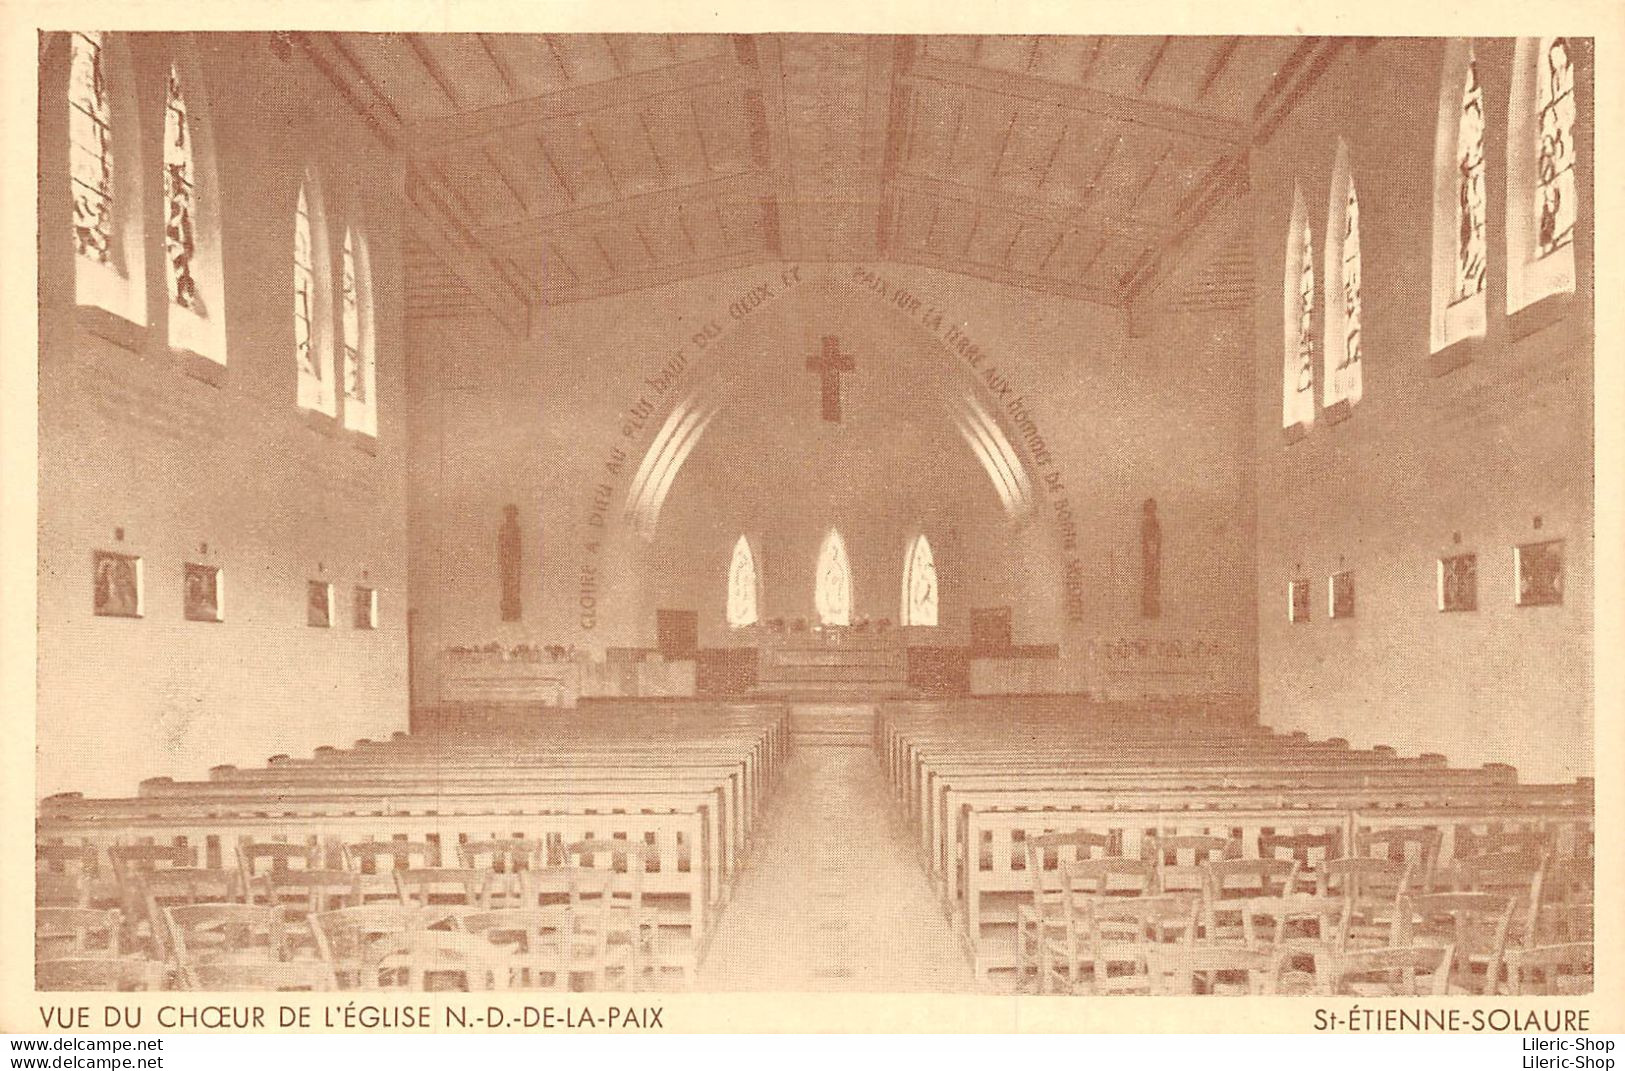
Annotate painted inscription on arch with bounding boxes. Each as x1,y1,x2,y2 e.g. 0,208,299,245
847,265,1085,624
577,267,805,629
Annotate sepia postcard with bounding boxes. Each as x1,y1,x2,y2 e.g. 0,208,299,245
1,0,1621,1041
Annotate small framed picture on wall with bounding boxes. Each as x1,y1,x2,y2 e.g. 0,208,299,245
307,580,334,628
1288,580,1311,623
1437,553,1478,612
1328,571,1355,619
93,551,143,618
354,586,378,630
184,563,224,622
1514,540,1564,606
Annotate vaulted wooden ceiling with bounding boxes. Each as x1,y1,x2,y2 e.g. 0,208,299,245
291,33,1349,334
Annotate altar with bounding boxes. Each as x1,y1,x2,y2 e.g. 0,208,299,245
747,627,911,698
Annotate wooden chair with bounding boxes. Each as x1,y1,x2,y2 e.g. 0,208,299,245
186,959,339,992
1535,856,1593,943
1499,941,1593,995
460,875,615,994
1235,894,1347,993
1355,827,1441,892
1148,943,1282,996
1144,833,1233,895
36,844,100,907
393,868,493,910
1260,830,1343,893
1202,858,1300,945
457,838,551,907
1028,858,1157,995
1401,892,1514,995
253,869,363,916
131,868,241,960
566,839,652,989
36,957,168,992
1313,943,1455,996
1077,893,1202,995
341,840,439,901
1320,857,1416,949
164,904,289,985
236,838,323,889
310,904,452,989
357,930,515,991
36,907,122,960
1445,846,1548,898
1014,831,1113,993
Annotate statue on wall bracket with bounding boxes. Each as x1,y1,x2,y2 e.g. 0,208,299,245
499,504,523,622
1140,498,1162,619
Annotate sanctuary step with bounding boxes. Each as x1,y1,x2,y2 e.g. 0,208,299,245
790,702,876,747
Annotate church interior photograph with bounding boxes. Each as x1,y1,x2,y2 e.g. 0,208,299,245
32,31,1594,998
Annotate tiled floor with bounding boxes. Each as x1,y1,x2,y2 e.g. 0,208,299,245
697,745,976,992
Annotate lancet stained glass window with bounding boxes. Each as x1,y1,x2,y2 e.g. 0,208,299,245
727,535,759,628
814,529,852,628
69,31,113,265
1338,181,1363,387
901,535,938,627
1282,187,1315,429
1535,37,1576,258
164,66,202,314
1454,58,1488,304
342,229,363,402
294,186,317,381
1295,219,1315,405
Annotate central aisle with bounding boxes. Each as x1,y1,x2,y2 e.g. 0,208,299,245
696,744,977,992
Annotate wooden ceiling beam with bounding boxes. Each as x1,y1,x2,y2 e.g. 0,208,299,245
1123,38,1348,307
871,35,911,258
1196,37,1241,99
404,34,463,112
886,244,1123,307
476,33,520,97
746,34,802,259
289,34,401,151
405,170,533,338
1137,36,1171,93
894,170,1167,241
905,54,1248,146
400,56,749,150
472,170,760,244
538,249,769,306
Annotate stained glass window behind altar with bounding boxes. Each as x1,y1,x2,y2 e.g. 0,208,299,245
727,535,759,628
901,534,938,627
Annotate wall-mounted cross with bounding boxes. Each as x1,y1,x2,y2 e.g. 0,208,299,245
807,335,854,423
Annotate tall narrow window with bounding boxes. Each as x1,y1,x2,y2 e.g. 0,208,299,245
164,67,201,315
66,31,145,322
294,179,334,415
1508,37,1579,313
68,31,113,267
814,529,852,628
1323,141,1364,413
1534,38,1576,258
1454,58,1488,306
1281,184,1315,431
727,535,759,628
1432,42,1489,354
900,534,938,627
341,227,378,435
